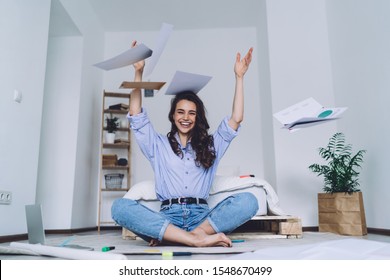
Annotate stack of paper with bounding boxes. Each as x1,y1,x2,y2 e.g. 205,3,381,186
273,98,347,131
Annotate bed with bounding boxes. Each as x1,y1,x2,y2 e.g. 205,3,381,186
121,175,289,238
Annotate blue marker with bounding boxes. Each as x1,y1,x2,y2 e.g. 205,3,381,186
232,239,245,243
59,236,75,247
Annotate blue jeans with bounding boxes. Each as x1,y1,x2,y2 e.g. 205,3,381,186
111,192,259,242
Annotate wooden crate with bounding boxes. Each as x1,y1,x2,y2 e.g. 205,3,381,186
231,215,303,239
122,228,137,240
103,154,117,167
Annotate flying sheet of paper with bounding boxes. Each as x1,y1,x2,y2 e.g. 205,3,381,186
273,97,347,132
164,71,212,95
143,23,174,77
93,43,152,71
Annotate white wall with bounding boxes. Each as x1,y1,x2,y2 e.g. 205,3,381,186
0,0,51,236
266,0,337,225
98,27,263,220
37,36,83,229
36,0,104,230
0,0,104,236
60,0,104,229
2,0,390,236
326,0,390,229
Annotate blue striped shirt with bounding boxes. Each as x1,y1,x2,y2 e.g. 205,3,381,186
128,109,239,201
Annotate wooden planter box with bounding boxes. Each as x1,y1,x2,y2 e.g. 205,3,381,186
318,192,367,236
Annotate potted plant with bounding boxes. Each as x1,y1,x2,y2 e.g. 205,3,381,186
308,132,367,235
105,115,119,144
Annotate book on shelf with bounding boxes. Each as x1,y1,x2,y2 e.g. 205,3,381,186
114,139,130,144
108,103,129,110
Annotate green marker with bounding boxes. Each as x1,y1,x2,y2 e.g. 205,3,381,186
102,246,115,252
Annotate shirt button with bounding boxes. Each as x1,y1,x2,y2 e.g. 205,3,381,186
185,186,188,189
187,158,190,160
185,171,189,174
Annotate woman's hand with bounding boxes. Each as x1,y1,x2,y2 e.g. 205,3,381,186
131,40,145,72
234,47,253,78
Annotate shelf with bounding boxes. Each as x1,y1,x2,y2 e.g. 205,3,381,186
102,165,129,170
104,109,128,115
104,91,131,98
101,188,129,192
103,127,129,132
103,143,130,149
99,89,132,232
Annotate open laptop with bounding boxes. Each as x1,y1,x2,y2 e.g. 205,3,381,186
25,204,93,250
25,204,46,244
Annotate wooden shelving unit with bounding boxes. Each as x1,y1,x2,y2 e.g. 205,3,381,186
97,90,131,231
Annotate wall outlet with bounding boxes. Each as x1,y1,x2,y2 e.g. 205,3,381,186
0,190,12,205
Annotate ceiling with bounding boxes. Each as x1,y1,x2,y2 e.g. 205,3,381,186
50,0,261,36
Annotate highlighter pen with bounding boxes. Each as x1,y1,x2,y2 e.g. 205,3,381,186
102,246,115,252
58,235,75,247
232,239,245,243
162,251,192,257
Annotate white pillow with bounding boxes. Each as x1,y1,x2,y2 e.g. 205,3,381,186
123,180,157,200
210,175,266,194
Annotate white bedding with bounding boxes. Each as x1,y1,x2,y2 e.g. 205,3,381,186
123,175,284,216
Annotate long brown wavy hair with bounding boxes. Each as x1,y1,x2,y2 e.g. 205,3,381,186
167,91,216,169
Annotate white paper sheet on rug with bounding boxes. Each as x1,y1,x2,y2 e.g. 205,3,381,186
93,43,153,71
113,244,254,255
143,23,174,77
9,242,127,260
226,238,390,260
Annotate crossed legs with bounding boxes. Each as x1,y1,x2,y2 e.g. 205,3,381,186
112,192,258,247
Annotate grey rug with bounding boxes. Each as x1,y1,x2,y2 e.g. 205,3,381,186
44,231,348,256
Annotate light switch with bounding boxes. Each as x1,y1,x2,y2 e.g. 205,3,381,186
14,90,22,103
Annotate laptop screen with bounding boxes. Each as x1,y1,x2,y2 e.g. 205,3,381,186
25,204,46,244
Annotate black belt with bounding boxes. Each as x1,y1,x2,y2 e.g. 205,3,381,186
161,197,207,206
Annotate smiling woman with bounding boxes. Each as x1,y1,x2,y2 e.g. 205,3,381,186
111,41,256,248
168,92,215,169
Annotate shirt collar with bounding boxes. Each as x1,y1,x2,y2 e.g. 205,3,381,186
174,133,192,151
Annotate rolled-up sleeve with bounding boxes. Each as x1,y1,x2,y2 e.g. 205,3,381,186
213,116,240,159
127,109,158,161
128,108,149,131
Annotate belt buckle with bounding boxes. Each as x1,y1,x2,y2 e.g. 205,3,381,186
178,197,186,204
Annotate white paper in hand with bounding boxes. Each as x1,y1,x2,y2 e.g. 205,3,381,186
93,43,152,71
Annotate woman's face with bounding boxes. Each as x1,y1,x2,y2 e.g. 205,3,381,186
173,99,197,136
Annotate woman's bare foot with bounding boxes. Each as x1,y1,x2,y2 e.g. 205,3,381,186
190,227,232,247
